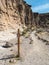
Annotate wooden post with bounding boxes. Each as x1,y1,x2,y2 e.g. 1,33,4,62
17,29,20,57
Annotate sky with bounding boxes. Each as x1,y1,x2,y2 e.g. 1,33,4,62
24,0,49,13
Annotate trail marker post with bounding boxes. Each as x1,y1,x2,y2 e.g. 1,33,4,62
17,29,20,57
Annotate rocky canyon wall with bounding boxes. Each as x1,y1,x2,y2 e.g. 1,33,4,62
33,12,49,28
0,0,49,31
0,0,33,31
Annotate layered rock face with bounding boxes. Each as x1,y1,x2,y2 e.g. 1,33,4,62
0,0,21,31
39,13,49,28
0,0,49,31
33,13,49,28
0,0,33,31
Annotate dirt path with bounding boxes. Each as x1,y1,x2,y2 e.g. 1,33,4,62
16,31,49,65
0,31,49,65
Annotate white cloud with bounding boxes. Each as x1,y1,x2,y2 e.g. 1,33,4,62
32,3,49,12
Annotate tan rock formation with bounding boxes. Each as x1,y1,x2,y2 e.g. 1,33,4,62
0,0,33,31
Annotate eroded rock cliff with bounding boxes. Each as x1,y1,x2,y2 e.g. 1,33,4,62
33,12,49,28
0,0,21,31
0,0,33,31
